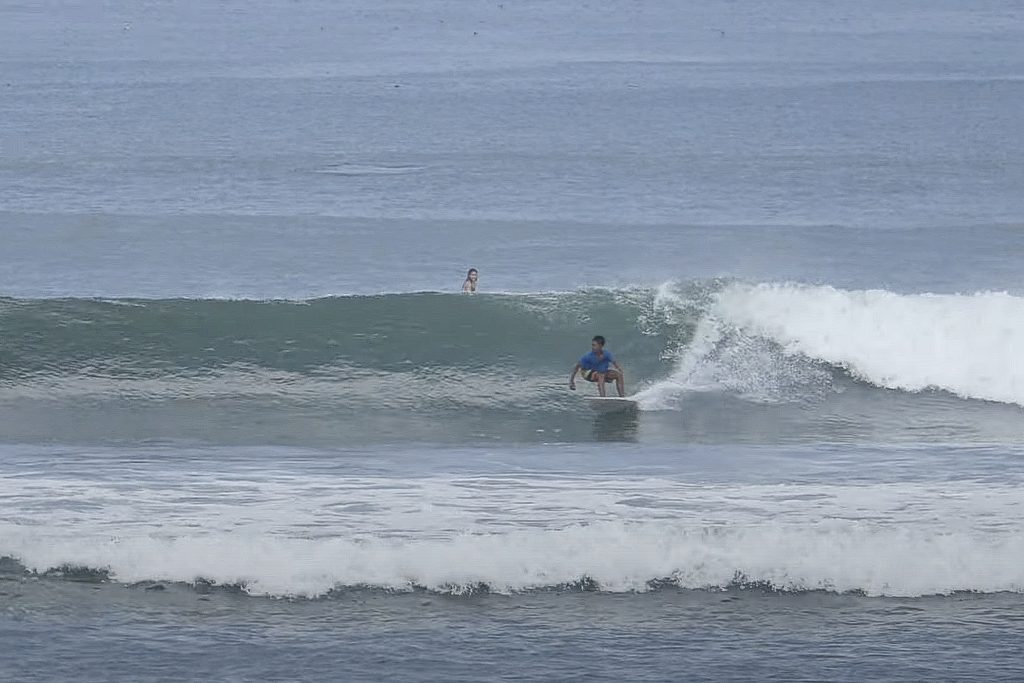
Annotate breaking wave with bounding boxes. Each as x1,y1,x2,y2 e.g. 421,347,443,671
3,281,1022,413
3,519,1022,599
3,465,1022,599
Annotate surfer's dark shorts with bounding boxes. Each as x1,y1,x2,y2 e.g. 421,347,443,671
581,369,605,382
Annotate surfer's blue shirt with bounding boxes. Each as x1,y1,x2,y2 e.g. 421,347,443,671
580,350,615,373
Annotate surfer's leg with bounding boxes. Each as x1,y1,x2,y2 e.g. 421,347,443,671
607,370,625,397
614,372,625,397
595,373,607,397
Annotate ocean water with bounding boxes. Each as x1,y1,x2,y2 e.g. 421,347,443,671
3,0,1024,680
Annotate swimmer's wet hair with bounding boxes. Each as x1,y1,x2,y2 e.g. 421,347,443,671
592,335,606,345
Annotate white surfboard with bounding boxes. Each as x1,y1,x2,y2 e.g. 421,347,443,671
584,396,639,413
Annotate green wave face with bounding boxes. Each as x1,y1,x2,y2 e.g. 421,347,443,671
0,287,709,386
0,287,719,445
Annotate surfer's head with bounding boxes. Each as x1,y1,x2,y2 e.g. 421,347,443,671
591,335,606,352
466,268,478,282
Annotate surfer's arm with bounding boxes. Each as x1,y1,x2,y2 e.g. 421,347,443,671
569,363,580,390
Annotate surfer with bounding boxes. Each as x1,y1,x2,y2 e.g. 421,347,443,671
462,268,479,293
569,335,625,397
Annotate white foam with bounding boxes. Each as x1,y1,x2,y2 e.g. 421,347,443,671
637,282,1024,408
3,519,1022,598
2,470,1023,598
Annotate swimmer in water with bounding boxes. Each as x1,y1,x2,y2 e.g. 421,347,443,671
462,268,479,293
